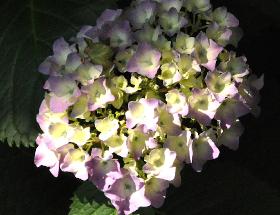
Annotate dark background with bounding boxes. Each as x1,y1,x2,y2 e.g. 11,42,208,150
1,0,280,214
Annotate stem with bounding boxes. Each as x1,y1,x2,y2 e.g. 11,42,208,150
190,13,204,35
192,13,196,26
101,143,105,157
198,25,209,30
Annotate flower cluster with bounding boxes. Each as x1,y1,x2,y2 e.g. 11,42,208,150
35,0,263,214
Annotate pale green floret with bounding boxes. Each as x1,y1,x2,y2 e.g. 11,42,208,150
121,177,136,197
159,63,181,86
86,79,115,110
111,88,124,109
111,75,128,90
180,73,204,90
130,102,145,119
95,118,118,132
206,23,232,47
158,110,171,127
125,75,143,94
109,75,127,109
161,67,175,80
157,106,181,135
184,0,211,12
161,50,178,64
95,117,119,141
207,73,229,93
115,48,135,72
226,57,248,75
70,126,91,146
212,7,239,28
166,92,182,104
124,158,138,176
105,134,125,148
194,43,208,64
65,53,81,74
145,149,165,168
71,95,89,119
48,122,69,139
177,54,200,78
219,54,249,82
160,0,183,12
88,81,106,99
127,128,149,158
213,81,225,93
128,129,147,145
193,95,209,110
154,35,172,51
175,33,195,54
110,31,128,48
68,148,87,162
159,9,186,36
76,63,102,85
165,89,188,115
164,130,191,162
104,133,128,157
135,25,161,44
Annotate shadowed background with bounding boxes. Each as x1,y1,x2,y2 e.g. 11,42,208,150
0,0,279,214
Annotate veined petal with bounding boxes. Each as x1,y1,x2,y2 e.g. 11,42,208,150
126,98,159,131
144,148,176,181
157,103,182,135
52,37,74,66
36,99,68,133
69,126,91,147
105,134,128,157
83,78,115,111
96,9,123,29
184,0,211,13
165,89,189,116
76,63,102,85
217,121,244,150
194,32,223,71
164,130,192,162
127,43,161,79
128,0,157,29
159,8,188,36
145,177,169,208
105,170,150,215
189,129,219,172
60,147,90,180
188,88,221,125
212,7,239,28
87,155,121,191
34,134,59,177
205,70,238,102
108,20,133,49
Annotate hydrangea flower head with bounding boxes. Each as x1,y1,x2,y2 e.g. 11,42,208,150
35,0,263,213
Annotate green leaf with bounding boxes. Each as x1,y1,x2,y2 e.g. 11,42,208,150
0,0,117,147
69,182,117,215
69,182,156,215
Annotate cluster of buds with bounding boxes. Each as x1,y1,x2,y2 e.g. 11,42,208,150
35,0,263,214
